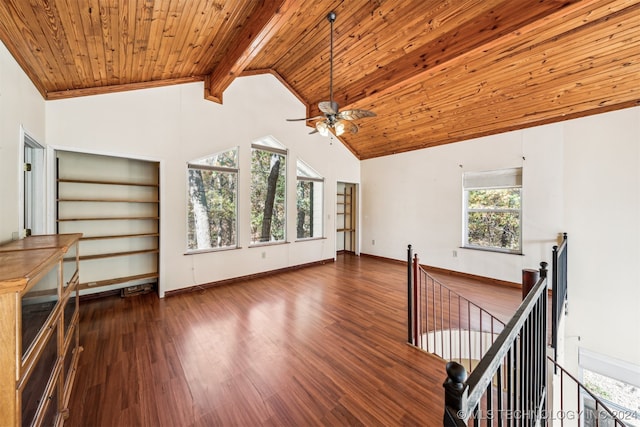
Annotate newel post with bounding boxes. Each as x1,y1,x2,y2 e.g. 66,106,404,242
539,261,548,280
522,268,539,300
443,361,468,426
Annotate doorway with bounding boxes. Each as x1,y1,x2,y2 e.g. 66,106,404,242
22,130,45,236
336,182,357,254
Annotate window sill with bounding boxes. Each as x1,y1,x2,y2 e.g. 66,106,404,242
461,246,524,256
248,241,290,248
184,246,242,256
295,237,326,243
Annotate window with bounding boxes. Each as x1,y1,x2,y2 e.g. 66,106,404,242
296,160,324,239
250,137,287,244
187,148,238,251
463,168,522,253
580,348,640,425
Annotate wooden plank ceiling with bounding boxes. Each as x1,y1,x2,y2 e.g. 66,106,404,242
0,0,638,159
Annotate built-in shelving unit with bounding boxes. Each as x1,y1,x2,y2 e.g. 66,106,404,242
0,233,82,426
56,151,160,295
337,182,356,253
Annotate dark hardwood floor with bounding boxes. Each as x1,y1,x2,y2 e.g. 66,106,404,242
67,254,521,427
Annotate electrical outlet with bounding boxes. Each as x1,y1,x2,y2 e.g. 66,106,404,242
452,250,457,258
372,239,375,245
261,251,266,259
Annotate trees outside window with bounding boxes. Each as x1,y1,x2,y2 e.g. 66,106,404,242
250,137,287,244
463,168,522,253
187,148,238,251
296,160,323,239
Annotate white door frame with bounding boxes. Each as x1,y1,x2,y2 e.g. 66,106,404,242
19,126,46,237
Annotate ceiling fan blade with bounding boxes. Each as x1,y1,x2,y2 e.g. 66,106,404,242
286,115,324,122
337,109,377,121
319,101,339,115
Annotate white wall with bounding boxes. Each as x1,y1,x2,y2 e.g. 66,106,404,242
45,75,360,296
361,126,564,283
0,41,46,243
360,106,640,372
563,107,640,374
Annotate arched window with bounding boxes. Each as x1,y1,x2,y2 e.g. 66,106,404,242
250,136,287,244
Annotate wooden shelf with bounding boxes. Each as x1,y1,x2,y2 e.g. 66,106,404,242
57,216,159,222
56,152,160,295
337,183,355,253
57,178,158,187
79,272,159,290
79,249,159,261
81,233,159,241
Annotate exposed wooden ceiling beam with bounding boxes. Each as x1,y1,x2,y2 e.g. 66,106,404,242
324,0,615,112
205,0,302,104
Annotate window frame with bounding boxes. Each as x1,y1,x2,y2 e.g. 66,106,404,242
185,149,239,254
296,160,324,241
462,168,523,255
249,140,288,246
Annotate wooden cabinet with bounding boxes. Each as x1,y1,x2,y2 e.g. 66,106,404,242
56,151,159,294
0,234,82,426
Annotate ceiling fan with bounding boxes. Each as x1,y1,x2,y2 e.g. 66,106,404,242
287,11,376,137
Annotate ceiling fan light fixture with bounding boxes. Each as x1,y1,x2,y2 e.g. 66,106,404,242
286,11,375,138
316,121,329,137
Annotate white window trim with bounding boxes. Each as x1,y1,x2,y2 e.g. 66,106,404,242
462,168,523,254
296,159,324,241
250,140,288,245
296,177,325,240
185,149,239,254
580,348,640,389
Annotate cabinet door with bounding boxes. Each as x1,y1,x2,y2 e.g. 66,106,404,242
21,263,60,364
20,325,58,426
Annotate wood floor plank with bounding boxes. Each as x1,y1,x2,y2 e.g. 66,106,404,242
67,254,521,426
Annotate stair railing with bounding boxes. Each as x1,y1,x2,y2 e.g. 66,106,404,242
547,356,632,426
407,246,506,371
551,233,568,361
443,262,549,426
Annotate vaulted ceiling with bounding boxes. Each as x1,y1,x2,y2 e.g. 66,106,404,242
1,0,638,159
